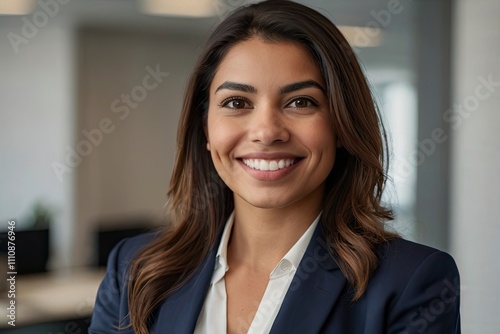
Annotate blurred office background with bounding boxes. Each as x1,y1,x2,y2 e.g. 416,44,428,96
0,0,498,332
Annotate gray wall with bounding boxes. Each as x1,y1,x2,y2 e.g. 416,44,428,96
75,29,202,265
451,1,500,332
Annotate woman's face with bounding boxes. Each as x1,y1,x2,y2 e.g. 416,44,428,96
206,37,338,211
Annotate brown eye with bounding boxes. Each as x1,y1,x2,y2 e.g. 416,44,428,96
294,98,309,108
287,96,319,109
220,97,251,109
229,100,245,109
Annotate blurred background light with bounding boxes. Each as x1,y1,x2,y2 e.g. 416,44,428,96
0,0,36,15
139,0,216,17
338,25,383,47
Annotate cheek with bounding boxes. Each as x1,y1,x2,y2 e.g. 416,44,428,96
206,118,241,159
305,120,336,153
307,124,337,175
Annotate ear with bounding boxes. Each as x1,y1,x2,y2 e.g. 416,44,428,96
203,116,210,151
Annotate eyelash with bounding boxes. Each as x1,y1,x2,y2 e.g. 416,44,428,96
219,96,320,109
219,96,251,109
286,95,320,108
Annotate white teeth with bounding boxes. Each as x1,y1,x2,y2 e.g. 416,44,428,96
269,161,278,171
242,158,297,171
259,160,269,171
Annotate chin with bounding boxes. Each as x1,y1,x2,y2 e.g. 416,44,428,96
240,194,296,210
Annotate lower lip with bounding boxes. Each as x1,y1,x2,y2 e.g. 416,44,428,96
238,159,302,181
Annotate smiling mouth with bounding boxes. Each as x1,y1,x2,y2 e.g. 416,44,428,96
241,158,301,171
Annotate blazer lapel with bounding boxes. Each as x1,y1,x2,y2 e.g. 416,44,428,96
270,225,347,333
152,248,217,334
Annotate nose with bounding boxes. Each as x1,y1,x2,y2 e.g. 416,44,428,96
248,104,290,145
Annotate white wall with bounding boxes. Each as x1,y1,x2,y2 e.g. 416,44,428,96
0,16,75,269
451,1,500,333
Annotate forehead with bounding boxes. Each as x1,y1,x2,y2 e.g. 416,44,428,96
210,37,325,91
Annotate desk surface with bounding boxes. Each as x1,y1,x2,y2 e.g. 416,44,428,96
0,269,105,328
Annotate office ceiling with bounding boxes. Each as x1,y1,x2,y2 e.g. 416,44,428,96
68,0,417,79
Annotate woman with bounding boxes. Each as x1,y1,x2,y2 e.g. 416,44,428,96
89,1,460,333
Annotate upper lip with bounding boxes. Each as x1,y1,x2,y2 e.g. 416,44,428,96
237,152,304,160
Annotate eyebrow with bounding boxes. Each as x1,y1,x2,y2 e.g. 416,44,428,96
280,80,326,94
215,82,256,94
214,80,326,94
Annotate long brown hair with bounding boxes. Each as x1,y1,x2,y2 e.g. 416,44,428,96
128,1,397,333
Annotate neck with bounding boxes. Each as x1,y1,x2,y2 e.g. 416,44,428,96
227,195,322,273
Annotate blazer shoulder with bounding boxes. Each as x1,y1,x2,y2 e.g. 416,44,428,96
371,237,460,298
371,238,459,295
378,237,456,266
370,238,461,333
89,231,160,334
112,231,159,265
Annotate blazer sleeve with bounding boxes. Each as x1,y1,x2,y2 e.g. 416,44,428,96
388,251,461,334
89,238,134,334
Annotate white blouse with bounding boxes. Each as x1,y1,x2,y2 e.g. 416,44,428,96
194,211,320,334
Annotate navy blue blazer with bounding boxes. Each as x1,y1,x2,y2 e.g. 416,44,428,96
89,225,460,333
